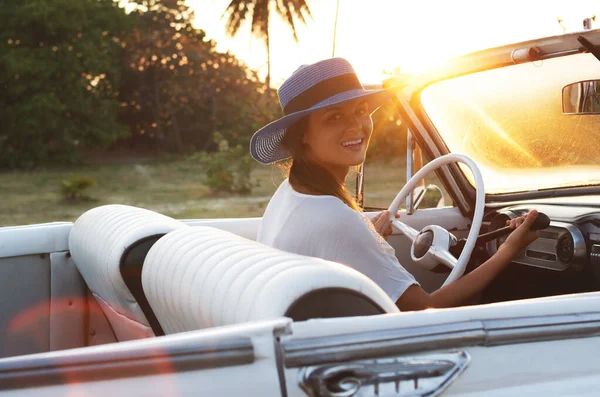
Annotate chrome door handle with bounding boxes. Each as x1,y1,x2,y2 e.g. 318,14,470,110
299,351,470,397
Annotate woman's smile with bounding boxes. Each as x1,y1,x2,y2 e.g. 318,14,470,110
341,137,363,147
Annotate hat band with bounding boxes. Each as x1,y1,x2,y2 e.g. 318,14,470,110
282,73,362,115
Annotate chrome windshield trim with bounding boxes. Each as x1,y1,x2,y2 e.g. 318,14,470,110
400,29,599,96
283,312,600,368
406,130,415,215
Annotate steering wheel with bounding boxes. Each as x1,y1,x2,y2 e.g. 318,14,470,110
387,154,485,287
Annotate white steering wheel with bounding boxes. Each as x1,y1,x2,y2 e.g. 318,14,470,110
387,154,485,287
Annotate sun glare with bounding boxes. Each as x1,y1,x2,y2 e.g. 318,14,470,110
189,0,600,86
460,98,541,166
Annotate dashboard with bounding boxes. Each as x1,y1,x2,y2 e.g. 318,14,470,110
485,203,600,280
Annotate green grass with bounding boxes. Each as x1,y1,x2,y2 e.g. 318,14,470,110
0,157,450,227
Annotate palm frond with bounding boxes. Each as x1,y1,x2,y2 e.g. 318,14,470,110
250,0,269,39
223,0,312,41
222,0,253,37
275,0,312,41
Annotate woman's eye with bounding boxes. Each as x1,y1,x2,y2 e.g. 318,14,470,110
356,108,367,116
329,113,343,121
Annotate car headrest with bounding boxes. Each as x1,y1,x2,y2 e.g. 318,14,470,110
68,205,187,341
142,227,399,334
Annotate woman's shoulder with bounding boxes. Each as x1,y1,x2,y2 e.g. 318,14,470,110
292,194,366,230
270,179,365,227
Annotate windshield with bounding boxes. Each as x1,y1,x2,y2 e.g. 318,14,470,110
421,53,600,195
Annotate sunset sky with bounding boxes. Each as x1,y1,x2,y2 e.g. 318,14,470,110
188,0,599,86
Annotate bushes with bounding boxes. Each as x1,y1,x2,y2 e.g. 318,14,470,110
192,133,255,194
60,175,97,201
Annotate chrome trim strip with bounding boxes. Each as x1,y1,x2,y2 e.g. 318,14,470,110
283,312,600,367
0,337,254,390
285,321,484,367
274,337,289,397
406,130,415,215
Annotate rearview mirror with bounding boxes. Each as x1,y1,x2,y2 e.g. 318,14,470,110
563,80,600,114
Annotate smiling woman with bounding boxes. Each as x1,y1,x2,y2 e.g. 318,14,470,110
249,58,392,210
251,57,540,312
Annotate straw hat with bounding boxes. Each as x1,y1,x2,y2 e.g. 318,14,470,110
249,58,393,164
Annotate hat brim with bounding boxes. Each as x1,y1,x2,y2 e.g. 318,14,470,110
250,88,395,165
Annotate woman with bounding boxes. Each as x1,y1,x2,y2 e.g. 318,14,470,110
250,58,539,311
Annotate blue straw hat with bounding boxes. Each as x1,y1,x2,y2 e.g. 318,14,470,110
249,58,394,165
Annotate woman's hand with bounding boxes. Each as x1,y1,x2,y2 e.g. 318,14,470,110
371,210,400,237
499,210,541,257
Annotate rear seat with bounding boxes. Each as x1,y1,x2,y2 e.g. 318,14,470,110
142,227,399,334
69,205,187,341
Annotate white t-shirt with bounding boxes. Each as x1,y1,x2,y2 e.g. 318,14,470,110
257,179,418,302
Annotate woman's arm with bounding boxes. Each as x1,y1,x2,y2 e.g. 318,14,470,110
395,210,540,311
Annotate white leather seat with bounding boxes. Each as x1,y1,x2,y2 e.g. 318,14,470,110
142,227,399,334
68,205,187,341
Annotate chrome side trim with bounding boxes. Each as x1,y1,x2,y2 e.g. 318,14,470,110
0,336,254,390
283,312,600,367
299,351,470,397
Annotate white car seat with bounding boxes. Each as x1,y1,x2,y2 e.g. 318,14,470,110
68,205,187,341
142,227,399,334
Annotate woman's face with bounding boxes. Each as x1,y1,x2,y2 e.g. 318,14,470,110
303,98,373,173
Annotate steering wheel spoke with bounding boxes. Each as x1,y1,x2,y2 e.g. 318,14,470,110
433,249,457,270
391,219,419,241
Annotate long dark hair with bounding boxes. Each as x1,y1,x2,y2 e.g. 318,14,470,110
280,117,360,211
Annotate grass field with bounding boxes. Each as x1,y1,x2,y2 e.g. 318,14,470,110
0,157,449,227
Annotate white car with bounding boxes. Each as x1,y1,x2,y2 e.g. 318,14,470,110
2,29,600,397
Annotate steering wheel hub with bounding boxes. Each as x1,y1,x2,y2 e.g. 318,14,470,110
414,230,434,258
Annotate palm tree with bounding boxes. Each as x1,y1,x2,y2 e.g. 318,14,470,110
222,0,312,88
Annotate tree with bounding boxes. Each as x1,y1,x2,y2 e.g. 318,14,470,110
118,0,279,152
0,0,131,169
222,0,312,88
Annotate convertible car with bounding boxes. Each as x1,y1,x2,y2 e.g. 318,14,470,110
2,29,600,397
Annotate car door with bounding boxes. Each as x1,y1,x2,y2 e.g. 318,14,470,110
279,292,600,397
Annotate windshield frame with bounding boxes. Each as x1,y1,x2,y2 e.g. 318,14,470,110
397,29,600,205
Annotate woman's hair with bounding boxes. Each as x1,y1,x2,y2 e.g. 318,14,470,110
280,117,361,211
